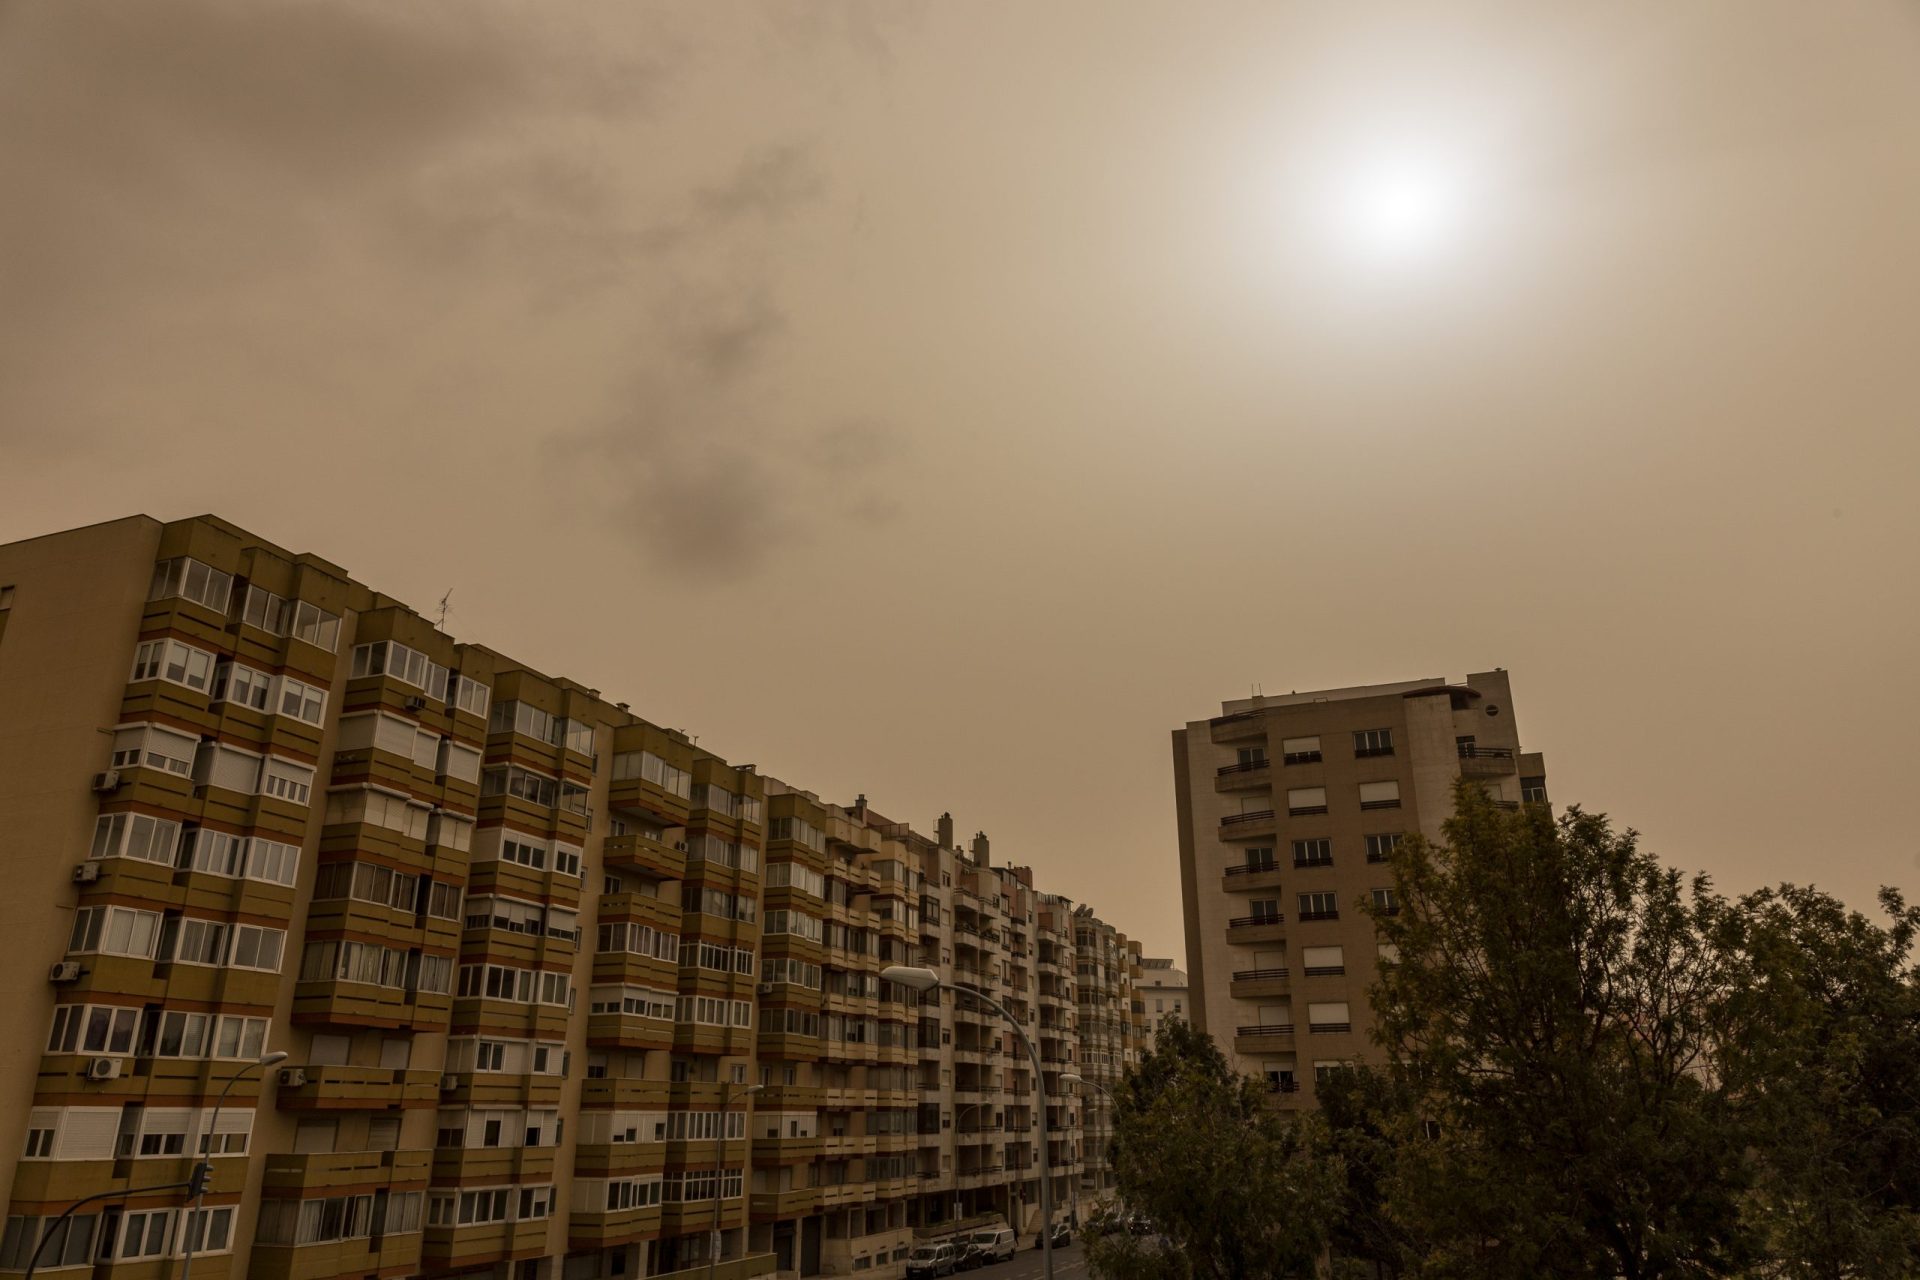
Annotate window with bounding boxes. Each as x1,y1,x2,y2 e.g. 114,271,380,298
1358,780,1401,811
1314,1060,1356,1084
1522,775,1548,804
289,601,342,652
0,1213,100,1270
1301,945,1344,977
1291,838,1332,868
1248,898,1281,924
211,661,274,711
161,918,230,967
230,924,286,972
611,749,692,798
1298,892,1338,922
1364,833,1402,864
769,816,826,851
1308,1003,1352,1033
1371,888,1400,916
149,558,232,612
234,584,289,635
89,813,181,865
262,758,315,805
765,861,825,897
482,765,559,809
108,724,198,776
1286,787,1327,817
277,676,327,725
1280,736,1321,765
105,1206,178,1260
129,638,216,692
349,641,447,697
448,673,490,718
1353,728,1394,758
1242,846,1276,872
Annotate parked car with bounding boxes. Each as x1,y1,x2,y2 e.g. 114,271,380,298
964,1227,1017,1264
907,1243,959,1278
1032,1221,1073,1250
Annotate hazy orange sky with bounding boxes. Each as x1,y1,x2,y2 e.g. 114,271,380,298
3,2,1918,959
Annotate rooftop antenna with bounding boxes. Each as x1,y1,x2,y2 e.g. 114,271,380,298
436,589,453,632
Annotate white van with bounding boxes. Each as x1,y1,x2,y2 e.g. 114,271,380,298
964,1227,1017,1264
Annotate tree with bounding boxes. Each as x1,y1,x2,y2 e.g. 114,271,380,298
1367,784,1752,1279
1085,1017,1341,1280
1316,1065,1417,1279
1706,884,1920,1278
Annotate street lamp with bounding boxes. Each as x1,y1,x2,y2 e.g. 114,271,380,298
885,965,1055,1280
708,1081,763,1280
180,1050,288,1280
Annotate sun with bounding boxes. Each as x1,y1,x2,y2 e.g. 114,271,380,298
1340,156,1469,263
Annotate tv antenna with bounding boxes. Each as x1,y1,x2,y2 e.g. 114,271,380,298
436,589,453,632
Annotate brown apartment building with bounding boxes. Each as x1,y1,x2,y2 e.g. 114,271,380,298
0,514,1147,1280
1172,673,1547,1103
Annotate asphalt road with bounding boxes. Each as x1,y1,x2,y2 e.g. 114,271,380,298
958,1239,1091,1280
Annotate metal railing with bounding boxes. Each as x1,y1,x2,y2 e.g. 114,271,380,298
1231,967,1288,982
1223,862,1278,876
1457,744,1514,759
1236,1023,1295,1036
1221,810,1276,827
1227,914,1285,928
1216,759,1270,776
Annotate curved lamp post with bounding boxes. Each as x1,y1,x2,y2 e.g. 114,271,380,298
708,1082,763,1280
180,1050,288,1280
885,965,1054,1280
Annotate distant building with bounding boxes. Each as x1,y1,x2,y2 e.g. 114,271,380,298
1135,957,1188,1044
1172,672,1547,1105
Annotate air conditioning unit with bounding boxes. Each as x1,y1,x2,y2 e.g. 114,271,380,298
756,983,776,997
86,1058,122,1082
278,1067,308,1087
440,1074,459,1091
91,770,122,794
72,863,101,885
404,696,428,712
48,962,83,983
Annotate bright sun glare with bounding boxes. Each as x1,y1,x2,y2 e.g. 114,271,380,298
1335,156,1470,264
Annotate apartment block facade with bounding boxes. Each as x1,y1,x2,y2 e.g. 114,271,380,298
1172,673,1546,1104
0,515,1147,1280
1133,960,1187,1045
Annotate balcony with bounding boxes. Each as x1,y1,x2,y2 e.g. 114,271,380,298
1225,915,1285,944
1213,759,1271,793
1234,1023,1295,1053
1309,1022,1352,1034
1457,742,1517,775
1359,799,1401,812
601,831,687,881
276,1063,441,1112
260,1148,432,1196
1229,968,1290,1000
1297,909,1339,923
1221,863,1284,893
1218,810,1276,840
1208,712,1266,745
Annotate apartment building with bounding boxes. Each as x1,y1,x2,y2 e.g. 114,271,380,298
1172,673,1547,1105
1134,959,1187,1045
1068,912,1144,1204
0,514,1147,1280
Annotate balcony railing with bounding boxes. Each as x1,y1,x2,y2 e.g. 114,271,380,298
1236,1023,1294,1036
1359,799,1401,811
1223,863,1278,877
1227,914,1285,928
1231,967,1288,982
1216,759,1270,776
1292,856,1332,869
1221,810,1275,827
1457,744,1514,759
1301,965,1344,978
1353,746,1395,759
1309,1022,1352,1034
1298,909,1339,922
1288,805,1327,817
1282,751,1321,766
1265,1078,1300,1094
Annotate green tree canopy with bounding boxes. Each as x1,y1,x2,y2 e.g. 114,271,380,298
1368,784,1751,1279
1086,1016,1341,1280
